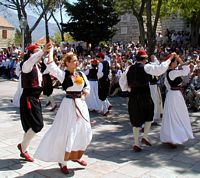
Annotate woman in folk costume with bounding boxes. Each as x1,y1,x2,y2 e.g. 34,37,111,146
34,47,92,174
12,60,23,107
160,54,194,148
119,49,174,152
17,43,52,162
84,59,102,112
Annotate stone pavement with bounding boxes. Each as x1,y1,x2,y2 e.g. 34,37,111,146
0,79,200,178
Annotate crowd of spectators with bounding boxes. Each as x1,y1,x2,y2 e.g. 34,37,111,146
0,31,199,110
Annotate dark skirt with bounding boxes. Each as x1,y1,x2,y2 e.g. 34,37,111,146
128,87,154,127
98,78,110,101
20,88,44,133
42,74,53,96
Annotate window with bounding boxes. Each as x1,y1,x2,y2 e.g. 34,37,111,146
120,27,127,34
2,30,7,39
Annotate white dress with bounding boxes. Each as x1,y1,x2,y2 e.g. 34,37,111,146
34,62,92,163
84,68,102,112
160,66,194,144
12,63,23,107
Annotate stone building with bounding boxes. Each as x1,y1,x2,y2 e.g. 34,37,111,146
0,16,15,49
112,13,189,43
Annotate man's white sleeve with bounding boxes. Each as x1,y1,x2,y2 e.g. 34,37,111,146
119,66,131,92
22,50,44,73
144,59,171,76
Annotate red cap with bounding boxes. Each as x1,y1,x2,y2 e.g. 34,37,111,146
96,52,105,59
137,50,148,58
27,43,39,52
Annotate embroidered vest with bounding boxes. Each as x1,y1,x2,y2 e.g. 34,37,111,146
21,65,40,88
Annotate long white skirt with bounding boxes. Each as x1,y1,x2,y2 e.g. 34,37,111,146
85,81,102,112
160,90,194,144
34,97,92,163
12,76,23,107
149,84,163,121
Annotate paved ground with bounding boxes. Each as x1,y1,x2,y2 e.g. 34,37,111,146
0,79,200,178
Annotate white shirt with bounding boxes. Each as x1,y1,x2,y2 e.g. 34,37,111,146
22,50,44,87
119,59,171,92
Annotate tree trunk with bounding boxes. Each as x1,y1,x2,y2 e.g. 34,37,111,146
191,13,200,47
61,26,65,41
24,26,32,48
146,0,155,56
137,16,145,46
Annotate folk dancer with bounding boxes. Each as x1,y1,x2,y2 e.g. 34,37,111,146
34,48,92,174
96,53,112,116
11,60,23,107
149,55,163,125
160,54,194,148
40,59,57,111
85,59,102,112
17,43,51,162
119,50,174,152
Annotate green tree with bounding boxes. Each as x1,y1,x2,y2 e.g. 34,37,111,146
115,0,163,55
0,0,58,46
114,0,146,46
162,0,200,47
15,28,22,46
61,0,119,50
51,31,74,44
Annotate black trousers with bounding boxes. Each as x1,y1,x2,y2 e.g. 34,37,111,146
98,78,110,101
20,88,43,133
128,88,154,127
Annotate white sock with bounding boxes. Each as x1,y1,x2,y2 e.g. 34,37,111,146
48,96,56,107
143,122,151,140
133,127,140,146
21,128,36,153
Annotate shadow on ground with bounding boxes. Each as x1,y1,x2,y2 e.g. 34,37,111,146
2,89,200,176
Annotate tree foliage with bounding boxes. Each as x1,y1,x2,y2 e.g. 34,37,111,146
51,31,74,44
161,0,200,46
0,0,59,46
15,28,22,46
61,0,119,48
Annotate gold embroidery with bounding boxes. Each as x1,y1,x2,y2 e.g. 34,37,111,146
64,150,84,161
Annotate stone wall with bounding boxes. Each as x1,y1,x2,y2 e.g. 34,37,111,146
112,13,189,43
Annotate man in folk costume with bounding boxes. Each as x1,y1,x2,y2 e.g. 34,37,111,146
17,43,52,161
119,49,174,152
40,59,57,111
148,55,163,125
96,52,112,116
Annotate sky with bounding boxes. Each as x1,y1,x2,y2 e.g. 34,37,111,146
44,0,77,23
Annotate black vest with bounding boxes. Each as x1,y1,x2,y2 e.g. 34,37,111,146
101,60,109,79
166,69,183,87
127,62,149,88
21,65,40,88
87,68,98,81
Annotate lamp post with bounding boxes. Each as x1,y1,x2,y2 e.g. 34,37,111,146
19,16,27,52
